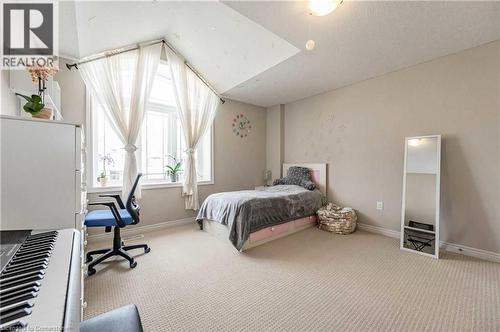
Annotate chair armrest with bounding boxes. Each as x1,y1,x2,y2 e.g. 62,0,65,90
88,202,126,228
99,194,125,209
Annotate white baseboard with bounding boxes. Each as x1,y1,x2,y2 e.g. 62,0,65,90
357,223,500,264
357,223,400,239
87,217,195,242
439,242,500,264
87,219,499,263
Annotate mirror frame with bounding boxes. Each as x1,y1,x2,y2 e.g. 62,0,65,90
400,134,441,258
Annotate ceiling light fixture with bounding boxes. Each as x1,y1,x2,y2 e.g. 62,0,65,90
305,39,316,51
309,0,343,17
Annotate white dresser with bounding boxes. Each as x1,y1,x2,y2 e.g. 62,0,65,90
0,115,88,316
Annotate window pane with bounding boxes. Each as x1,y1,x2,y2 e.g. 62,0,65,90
164,112,182,182
145,111,164,180
91,61,212,188
149,61,176,107
92,98,125,187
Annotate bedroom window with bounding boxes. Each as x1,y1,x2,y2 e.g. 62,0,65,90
88,61,213,189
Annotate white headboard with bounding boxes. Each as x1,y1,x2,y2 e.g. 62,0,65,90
283,163,327,197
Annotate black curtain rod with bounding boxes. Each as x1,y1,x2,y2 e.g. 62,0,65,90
66,39,225,104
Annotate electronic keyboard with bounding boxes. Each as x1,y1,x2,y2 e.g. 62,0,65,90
0,229,81,331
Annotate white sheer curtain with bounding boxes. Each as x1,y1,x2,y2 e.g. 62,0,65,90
164,44,220,210
79,43,162,198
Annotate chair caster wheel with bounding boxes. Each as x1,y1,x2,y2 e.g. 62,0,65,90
87,268,96,276
130,261,137,268
145,247,151,254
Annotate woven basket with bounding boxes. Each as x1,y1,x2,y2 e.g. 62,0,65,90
317,203,357,235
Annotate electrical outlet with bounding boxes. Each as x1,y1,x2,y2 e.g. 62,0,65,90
376,201,384,210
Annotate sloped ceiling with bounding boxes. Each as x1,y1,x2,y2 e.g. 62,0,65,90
60,1,500,107
59,1,299,93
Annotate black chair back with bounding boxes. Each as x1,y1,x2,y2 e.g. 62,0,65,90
126,173,142,224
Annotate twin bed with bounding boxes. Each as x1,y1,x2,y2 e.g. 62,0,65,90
196,163,327,251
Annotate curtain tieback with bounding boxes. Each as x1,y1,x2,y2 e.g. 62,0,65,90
185,148,195,155
125,144,137,153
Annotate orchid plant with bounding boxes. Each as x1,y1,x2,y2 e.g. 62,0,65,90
97,153,115,183
165,155,182,182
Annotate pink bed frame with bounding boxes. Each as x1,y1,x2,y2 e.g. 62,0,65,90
202,215,318,251
244,215,318,249
203,163,327,251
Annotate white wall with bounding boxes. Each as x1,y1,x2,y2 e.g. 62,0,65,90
282,40,500,253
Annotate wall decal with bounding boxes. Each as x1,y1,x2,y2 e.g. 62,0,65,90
233,113,251,138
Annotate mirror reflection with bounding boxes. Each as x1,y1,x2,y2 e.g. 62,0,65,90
401,136,441,257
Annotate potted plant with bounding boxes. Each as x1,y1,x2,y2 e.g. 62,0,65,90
23,66,58,119
15,93,52,119
165,155,182,183
96,172,108,187
97,154,115,187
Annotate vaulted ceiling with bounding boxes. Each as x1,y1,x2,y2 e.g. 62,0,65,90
59,1,299,94
60,1,500,107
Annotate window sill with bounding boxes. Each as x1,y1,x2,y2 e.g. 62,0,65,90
87,180,214,194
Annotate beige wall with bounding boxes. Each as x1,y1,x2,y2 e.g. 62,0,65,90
53,58,86,125
283,40,500,253
266,104,284,184
1,70,18,116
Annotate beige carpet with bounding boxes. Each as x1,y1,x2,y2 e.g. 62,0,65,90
84,224,500,331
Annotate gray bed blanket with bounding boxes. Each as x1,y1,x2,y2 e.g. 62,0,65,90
196,185,322,250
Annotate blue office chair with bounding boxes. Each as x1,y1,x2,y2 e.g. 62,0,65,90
85,173,150,276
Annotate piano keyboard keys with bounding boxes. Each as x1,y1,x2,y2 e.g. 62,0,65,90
20,239,56,249
0,273,44,290
13,245,54,257
0,300,34,324
0,319,27,332
9,253,51,265
2,259,49,274
0,270,45,282
0,289,38,307
0,263,48,279
0,285,39,300
0,281,42,296
0,299,34,315
0,231,58,330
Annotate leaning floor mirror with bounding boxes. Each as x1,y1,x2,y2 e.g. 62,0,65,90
400,135,441,258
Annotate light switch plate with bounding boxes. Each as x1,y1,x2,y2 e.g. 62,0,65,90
376,201,384,210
